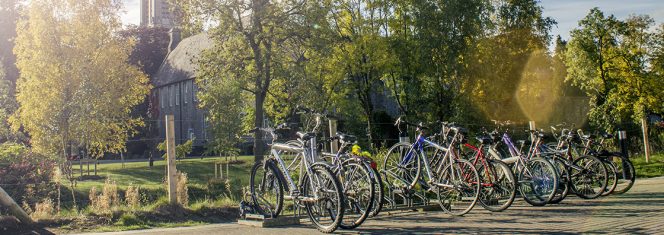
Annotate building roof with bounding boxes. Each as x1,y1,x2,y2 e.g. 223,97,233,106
153,33,213,87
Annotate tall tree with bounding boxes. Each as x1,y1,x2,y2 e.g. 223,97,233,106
13,0,150,165
0,0,22,86
173,0,325,161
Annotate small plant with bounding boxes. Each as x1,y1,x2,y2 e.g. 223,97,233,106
89,186,100,211
157,139,194,159
89,179,120,213
31,198,54,220
176,172,189,206
125,184,141,208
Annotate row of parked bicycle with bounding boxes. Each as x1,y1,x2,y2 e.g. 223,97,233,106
247,108,636,233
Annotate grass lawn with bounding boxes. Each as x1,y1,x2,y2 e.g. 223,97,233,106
632,153,664,178
63,156,256,207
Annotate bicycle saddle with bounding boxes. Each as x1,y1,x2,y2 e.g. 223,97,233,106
475,136,493,145
336,132,357,143
602,133,614,139
297,132,316,141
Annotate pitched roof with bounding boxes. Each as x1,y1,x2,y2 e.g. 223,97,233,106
153,32,213,87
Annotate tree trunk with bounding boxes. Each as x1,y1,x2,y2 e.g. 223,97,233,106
0,186,33,225
254,93,265,163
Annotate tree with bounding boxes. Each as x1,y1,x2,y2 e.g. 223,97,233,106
0,0,22,86
0,64,12,141
173,0,325,161
119,26,170,77
12,0,151,205
565,9,664,130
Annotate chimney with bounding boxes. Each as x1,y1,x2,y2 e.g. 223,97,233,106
168,28,181,53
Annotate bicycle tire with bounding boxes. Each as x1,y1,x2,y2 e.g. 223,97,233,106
549,157,570,204
477,159,516,212
250,160,284,218
382,142,421,191
519,157,558,207
339,160,375,229
436,159,480,216
302,163,345,233
570,155,608,199
609,155,636,194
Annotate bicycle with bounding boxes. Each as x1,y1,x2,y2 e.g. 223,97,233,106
249,125,345,233
486,121,559,206
382,117,480,216
574,130,635,195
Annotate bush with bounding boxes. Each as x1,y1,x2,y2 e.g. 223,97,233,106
125,185,141,208
176,172,189,206
31,198,55,220
89,179,120,213
0,143,57,206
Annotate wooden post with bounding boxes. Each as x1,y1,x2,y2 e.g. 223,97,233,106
529,121,536,140
165,115,178,205
329,118,339,153
121,152,125,169
641,117,651,163
0,186,33,225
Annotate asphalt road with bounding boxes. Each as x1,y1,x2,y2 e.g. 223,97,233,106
76,176,664,234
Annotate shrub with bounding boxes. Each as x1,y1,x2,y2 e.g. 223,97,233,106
176,172,189,206
125,185,141,208
0,143,57,206
89,179,120,213
31,198,55,220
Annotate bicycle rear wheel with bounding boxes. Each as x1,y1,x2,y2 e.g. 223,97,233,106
570,155,608,199
477,159,516,212
601,160,618,196
436,159,480,216
519,157,558,207
382,142,421,191
302,164,345,233
250,160,284,218
369,164,384,217
339,161,374,229
549,157,570,204
609,155,635,194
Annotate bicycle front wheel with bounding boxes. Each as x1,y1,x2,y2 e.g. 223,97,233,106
382,142,421,191
436,159,480,216
601,160,618,196
519,157,558,207
339,160,374,229
250,160,284,218
570,155,608,199
302,164,345,233
477,159,516,212
549,157,570,204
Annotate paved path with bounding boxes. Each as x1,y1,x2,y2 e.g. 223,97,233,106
78,177,664,234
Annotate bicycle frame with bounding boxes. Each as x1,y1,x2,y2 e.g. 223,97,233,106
393,131,462,189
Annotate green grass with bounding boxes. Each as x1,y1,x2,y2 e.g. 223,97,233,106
62,156,255,207
632,153,664,178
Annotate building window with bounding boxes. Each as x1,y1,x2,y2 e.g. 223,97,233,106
184,81,189,104
169,85,174,107
175,84,180,106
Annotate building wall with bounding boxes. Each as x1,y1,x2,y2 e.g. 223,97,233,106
140,0,175,28
156,79,207,147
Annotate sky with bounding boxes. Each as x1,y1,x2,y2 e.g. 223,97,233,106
120,0,664,41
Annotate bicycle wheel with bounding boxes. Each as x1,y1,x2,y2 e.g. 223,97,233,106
250,160,284,218
570,155,608,199
519,157,558,207
477,159,516,212
301,164,345,233
382,142,421,190
369,165,384,217
549,157,570,204
436,159,480,216
610,155,636,194
601,160,618,196
339,160,374,229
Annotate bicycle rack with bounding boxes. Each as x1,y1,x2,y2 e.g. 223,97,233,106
380,171,436,213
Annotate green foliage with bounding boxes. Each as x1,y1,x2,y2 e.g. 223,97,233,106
0,143,57,206
565,8,664,130
12,0,151,159
157,139,194,159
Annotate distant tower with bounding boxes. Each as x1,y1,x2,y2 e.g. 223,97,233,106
140,0,176,28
